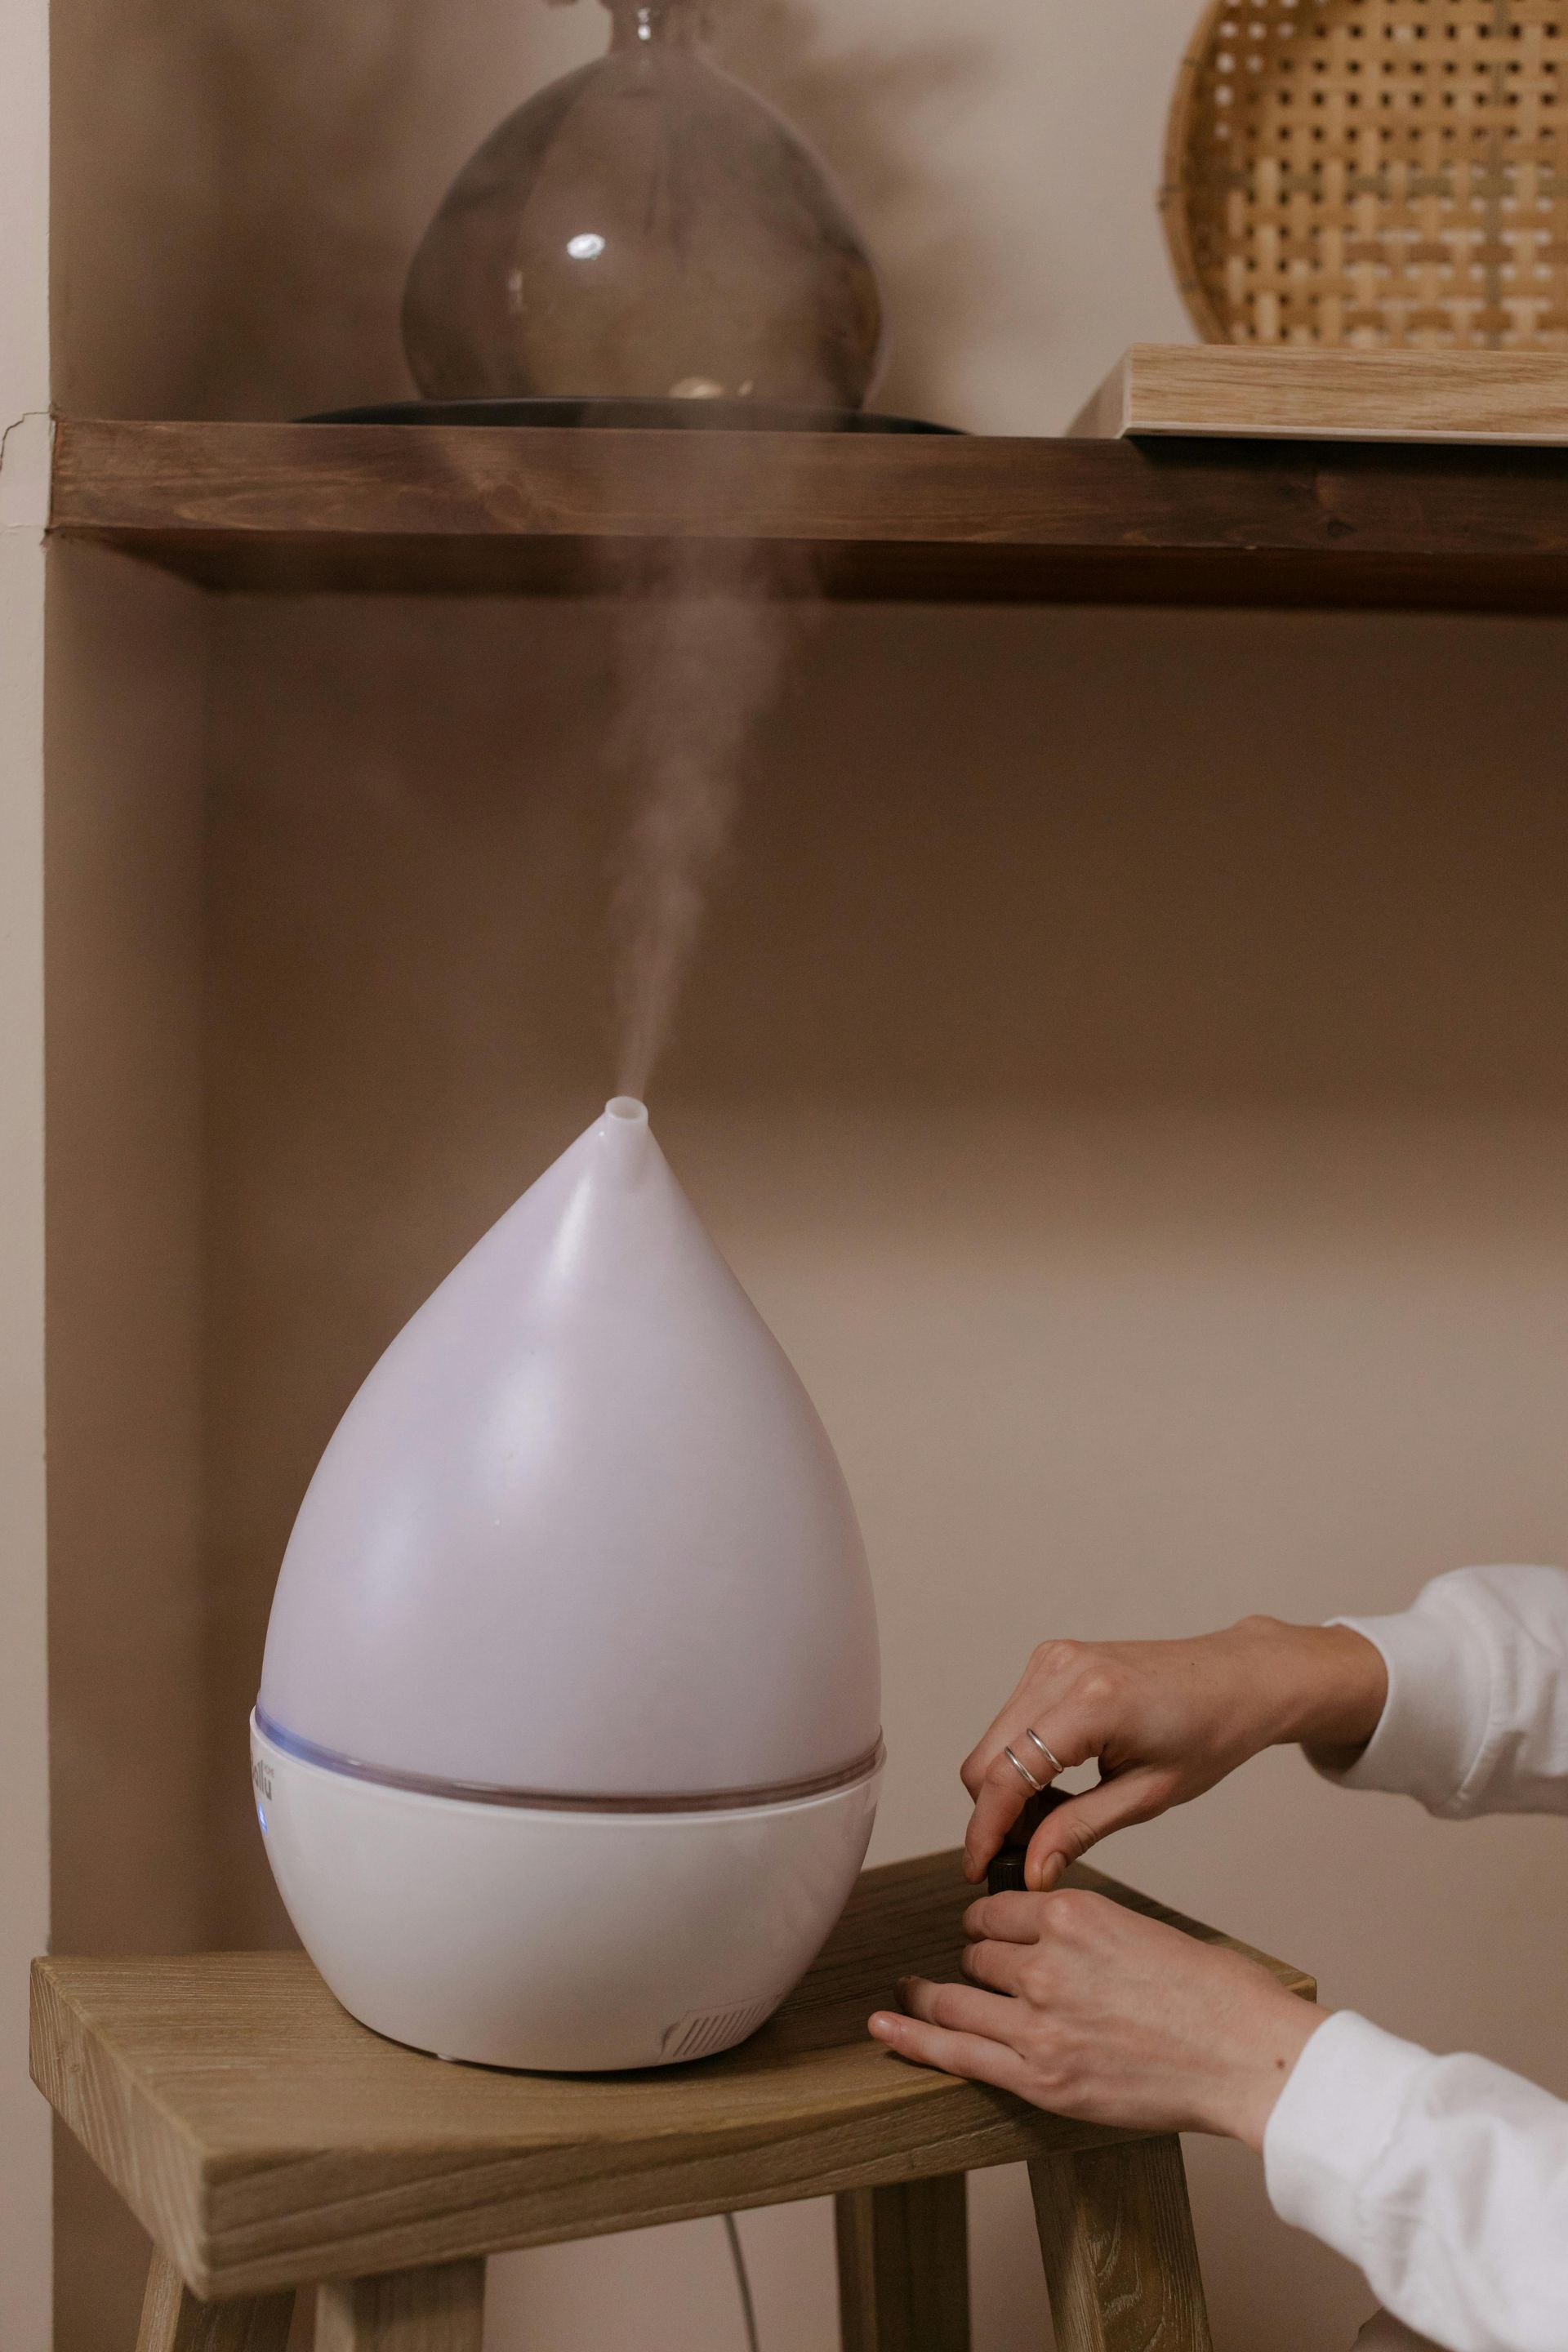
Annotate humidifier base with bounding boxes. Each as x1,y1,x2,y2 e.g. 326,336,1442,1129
251,1717,880,2070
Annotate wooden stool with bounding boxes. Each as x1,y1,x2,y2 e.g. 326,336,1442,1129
29,1851,1313,2352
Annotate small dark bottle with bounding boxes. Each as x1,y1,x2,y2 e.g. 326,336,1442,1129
986,1791,1067,1897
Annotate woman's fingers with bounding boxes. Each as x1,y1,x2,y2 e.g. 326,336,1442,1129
867,2006,1027,2093
962,1891,1048,1944
959,1672,1037,1799
963,1710,1103,1882
962,1720,1083,1882
961,1938,1027,1993
897,1973,1021,2042
959,1646,1080,1802
1022,1766,1174,1890
965,1752,1181,1895
960,1746,1035,1881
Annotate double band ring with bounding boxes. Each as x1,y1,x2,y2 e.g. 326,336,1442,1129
1004,1727,1066,1794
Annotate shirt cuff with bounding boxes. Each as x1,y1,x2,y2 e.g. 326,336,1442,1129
1264,2010,1432,2266
1312,1597,1491,1813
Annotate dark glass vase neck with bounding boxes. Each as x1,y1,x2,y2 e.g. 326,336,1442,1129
603,0,706,53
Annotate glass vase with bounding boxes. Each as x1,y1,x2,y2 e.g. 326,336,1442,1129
402,0,884,409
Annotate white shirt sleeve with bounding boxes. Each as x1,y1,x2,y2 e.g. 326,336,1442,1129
1261,1566,1568,2349
1265,2011,1568,2352
1317,1564,1568,1817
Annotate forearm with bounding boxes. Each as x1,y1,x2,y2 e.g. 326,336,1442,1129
1226,1615,1389,1766
1194,1972,1327,2154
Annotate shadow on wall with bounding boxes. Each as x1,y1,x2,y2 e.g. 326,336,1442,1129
190,0,454,416
713,0,1000,425
53,0,462,417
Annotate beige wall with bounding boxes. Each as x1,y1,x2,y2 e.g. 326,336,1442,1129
0,512,53,2352
2,0,53,2328
43,543,209,2348
39,2,1568,2350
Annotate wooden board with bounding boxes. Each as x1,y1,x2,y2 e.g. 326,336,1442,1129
30,1850,1312,2301
136,2251,293,2352
835,2175,971,2352
48,416,1568,615
1029,2138,1214,2352
315,2261,485,2352
1071,345,1568,448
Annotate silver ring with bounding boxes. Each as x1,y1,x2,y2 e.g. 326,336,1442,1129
1024,1727,1065,1778
1004,1744,1046,1794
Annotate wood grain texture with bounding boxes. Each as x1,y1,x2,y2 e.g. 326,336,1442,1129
835,2176,970,2352
47,416,1568,614
31,1850,1312,2299
1071,346,1568,448
136,2249,294,2352
315,2261,485,2352
1029,2138,1214,2352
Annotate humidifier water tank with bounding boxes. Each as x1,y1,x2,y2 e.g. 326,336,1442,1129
252,1098,881,2069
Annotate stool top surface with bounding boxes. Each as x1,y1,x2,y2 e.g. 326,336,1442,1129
30,1850,1311,2300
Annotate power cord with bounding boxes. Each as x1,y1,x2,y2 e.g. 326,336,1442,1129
723,2212,761,2352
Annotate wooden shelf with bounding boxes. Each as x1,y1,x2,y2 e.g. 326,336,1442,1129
50,415,1568,612
1071,344,1568,448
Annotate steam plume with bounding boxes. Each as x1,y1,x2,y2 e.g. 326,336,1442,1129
608,546,800,1100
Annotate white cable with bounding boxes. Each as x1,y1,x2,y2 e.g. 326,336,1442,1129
723,2212,760,2352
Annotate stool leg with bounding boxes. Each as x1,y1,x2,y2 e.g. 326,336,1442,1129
835,2174,970,2352
1027,2137,1213,2352
136,2248,295,2352
315,2259,486,2352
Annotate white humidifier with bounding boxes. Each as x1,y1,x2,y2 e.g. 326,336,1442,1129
252,1098,881,2069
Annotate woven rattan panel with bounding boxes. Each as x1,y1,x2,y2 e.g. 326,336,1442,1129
1165,0,1568,347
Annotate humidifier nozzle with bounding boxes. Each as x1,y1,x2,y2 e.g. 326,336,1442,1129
599,1094,652,1183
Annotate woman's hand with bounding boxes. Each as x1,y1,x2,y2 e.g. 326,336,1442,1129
868,1887,1325,2151
961,1618,1388,1888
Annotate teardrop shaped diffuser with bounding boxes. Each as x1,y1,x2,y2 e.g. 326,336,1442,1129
253,1099,882,2069
401,0,884,407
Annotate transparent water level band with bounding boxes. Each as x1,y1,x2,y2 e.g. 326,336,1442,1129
256,1709,884,1814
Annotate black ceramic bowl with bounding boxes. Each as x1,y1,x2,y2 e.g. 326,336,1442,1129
302,395,960,434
